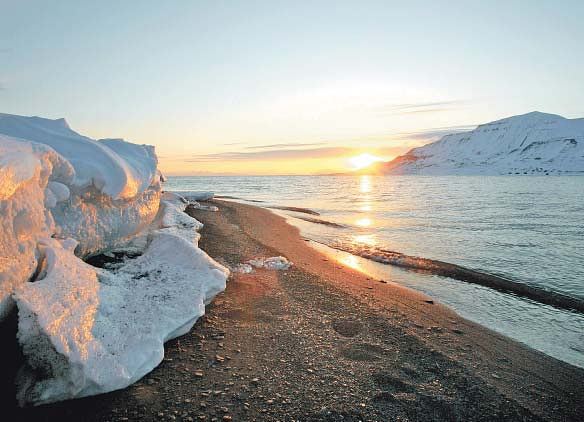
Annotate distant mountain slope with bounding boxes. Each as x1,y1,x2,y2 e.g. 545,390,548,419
382,112,584,175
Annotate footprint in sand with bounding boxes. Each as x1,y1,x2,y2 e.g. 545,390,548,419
372,371,416,393
332,319,363,337
340,343,386,361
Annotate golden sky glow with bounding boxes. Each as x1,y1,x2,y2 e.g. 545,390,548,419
4,3,582,176
348,153,384,170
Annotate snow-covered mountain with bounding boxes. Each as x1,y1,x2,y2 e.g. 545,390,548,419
383,112,584,175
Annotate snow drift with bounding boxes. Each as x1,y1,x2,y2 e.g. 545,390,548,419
0,136,73,320
383,112,584,175
0,114,161,318
0,114,229,406
14,195,228,406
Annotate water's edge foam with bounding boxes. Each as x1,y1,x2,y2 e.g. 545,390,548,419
314,240,584,314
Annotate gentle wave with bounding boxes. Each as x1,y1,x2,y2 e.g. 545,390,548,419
324,241,584,314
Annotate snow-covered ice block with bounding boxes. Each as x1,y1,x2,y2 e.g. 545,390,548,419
0,113,162,257
0,114,159,199
0,136,73,319
15,209,228,405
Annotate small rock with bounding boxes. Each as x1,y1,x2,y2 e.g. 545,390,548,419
194,371,204,378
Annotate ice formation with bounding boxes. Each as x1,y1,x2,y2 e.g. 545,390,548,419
383,112,584,175
169,190,214,201
247,256,293,271
0,114,161,317
14,195,228,406
0,114,228,406
0,136,71,319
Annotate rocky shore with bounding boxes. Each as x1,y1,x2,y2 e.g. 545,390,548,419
6,199,584,421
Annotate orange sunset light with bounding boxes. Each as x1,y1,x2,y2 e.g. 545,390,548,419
348,153,384,170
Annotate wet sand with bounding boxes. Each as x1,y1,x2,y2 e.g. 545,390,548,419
7,199,584,421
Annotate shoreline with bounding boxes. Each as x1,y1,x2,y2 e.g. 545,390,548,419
8,199,584,421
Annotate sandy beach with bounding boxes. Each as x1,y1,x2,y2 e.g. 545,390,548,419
7,199,584,421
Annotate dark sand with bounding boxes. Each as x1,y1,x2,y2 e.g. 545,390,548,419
6,200,584,421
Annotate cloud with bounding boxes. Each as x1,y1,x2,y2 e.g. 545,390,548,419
245,142,326,150
392,124,476,142
220,141,248,146
372,100,468,115
185,146,353,162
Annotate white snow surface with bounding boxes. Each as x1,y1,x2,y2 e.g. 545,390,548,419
0,114,159,199
14,194,229,406
1,114,229,406
168,190,214,201
0,136,72,319
0,115,162,318
383,112,584,175
248,256,292,270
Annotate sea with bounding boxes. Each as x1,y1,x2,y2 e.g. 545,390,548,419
166,175,584,368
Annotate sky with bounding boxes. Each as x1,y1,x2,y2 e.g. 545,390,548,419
1,0,583,175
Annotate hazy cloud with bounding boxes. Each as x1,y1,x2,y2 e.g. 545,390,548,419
245,142,326,150
186,147,352,162
372,100,468,115
392,124,476,142
220,141,248,146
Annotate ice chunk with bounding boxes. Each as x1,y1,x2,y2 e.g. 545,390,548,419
233,263,254,274
15,200,228,406
0,113,158,199
0,136,72,319
0,114,162,259
248,256,292,270
167,190,214,201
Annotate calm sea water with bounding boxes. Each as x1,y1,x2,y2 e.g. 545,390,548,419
166,175,584,368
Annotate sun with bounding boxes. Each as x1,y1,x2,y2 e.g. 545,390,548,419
348,153,383,170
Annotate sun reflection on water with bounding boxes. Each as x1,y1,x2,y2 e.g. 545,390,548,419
353,234,377,246
340,255,361,270
356,217,373,227
359,175,372,193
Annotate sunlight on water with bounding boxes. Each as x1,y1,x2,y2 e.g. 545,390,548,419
340,254,361,270
353,234,377,246
359,175,372,193
165,174,584,368
355,217,373,227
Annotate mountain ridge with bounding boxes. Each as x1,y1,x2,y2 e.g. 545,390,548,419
380,111,584,175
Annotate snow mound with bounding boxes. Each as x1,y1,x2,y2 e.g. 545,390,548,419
383,111,584,175
14,196,228,406
0,114,158,199
0,136,73,319
0,116,162,317
2,114,228,406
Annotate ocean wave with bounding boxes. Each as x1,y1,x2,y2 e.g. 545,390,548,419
326,242,584,314
292,215,347,228
267,205,321,216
